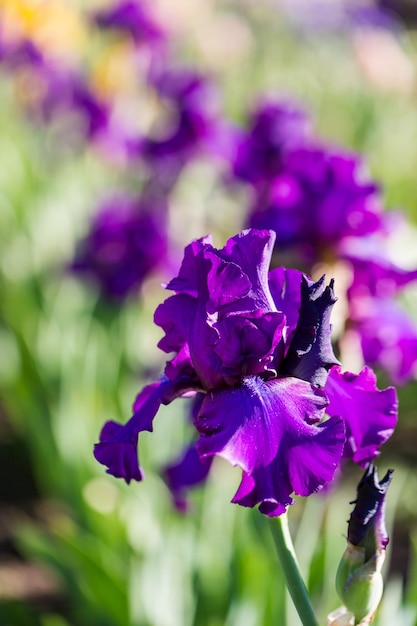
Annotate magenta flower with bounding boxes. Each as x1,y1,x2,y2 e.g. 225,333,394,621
94,229,397,516
71,195,168,300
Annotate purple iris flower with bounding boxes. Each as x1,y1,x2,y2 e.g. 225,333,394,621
231,99,311,187
0,35,115,144
93,0,166,47
347,255,417,384
245,139,417,382
71,195,168,300
128,65,231,167
94,229,397,516
248,145,383,265
39,71,111,140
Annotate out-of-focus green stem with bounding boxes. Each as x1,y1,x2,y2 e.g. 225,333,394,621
270,513,320,626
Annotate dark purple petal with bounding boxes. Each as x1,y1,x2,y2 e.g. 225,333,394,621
195,376,345,516
154,294,196,354
211,312,286,385
205,251,251,313
325,366,398,466
163,346,197,381
282,275,340,387
164,443,212,512
94,421,144,482
94,380,163,482
94,376,200,482
268,266,303,346
214,230,277,314
348,464,393,554
165,237,211,296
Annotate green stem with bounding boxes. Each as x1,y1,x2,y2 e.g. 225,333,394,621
270,513,320,626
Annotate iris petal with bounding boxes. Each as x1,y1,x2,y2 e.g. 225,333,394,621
195,376,345,516
164,443,212,511
94,376,200,482
325,366,398,466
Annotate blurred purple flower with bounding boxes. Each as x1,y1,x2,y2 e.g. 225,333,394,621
164,443,212,512
94,229,397,516
0,35,130,153
231,99,311,186
0,38,45,68
244,138,417,382
40,71,111,139
248,145,383,265
71,195,168,300
348,287,417,384
93,0,166,47
128,65,233,168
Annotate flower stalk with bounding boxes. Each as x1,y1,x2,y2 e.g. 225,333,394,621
270,513,319,626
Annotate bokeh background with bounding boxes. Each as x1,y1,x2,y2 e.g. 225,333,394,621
1,1,417,624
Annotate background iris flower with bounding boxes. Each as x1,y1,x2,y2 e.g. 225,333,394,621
231,100,417,384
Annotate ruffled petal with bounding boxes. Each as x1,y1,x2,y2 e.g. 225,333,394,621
325,365,398,466
212,311,286,384
94,376,200,482
154,293,196,354
205,252,251,312
195,376,345,516
165,236,211,296
282,275,340,386
268,266,303,345
215,229,277,313
94,421,144,483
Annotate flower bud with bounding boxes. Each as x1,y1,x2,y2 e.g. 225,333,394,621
336,464,393,623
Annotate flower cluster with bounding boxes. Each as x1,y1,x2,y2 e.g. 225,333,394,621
0,0,235,301
232,99,417,384
94,229,397,516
